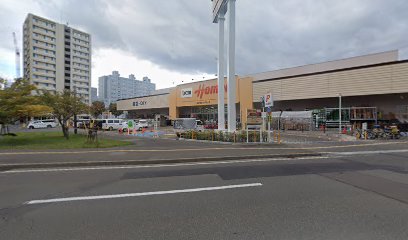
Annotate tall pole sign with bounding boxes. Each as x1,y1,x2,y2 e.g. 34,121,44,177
217,12,225,130
212,0,236,132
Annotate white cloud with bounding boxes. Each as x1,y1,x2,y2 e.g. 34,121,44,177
92,48,216,89
1,0,408,87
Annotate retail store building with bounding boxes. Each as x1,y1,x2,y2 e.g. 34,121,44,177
117,50,408,127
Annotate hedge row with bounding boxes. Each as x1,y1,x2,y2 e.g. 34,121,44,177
178,130,272,143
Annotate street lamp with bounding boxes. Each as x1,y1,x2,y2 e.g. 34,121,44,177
338,93,342,134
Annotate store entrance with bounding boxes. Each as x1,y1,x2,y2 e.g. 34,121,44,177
191,105,219,124
179,105,227,124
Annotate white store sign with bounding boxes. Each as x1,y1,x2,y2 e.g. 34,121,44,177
181,88,193,98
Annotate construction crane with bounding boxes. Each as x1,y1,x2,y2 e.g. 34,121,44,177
12,32,21,79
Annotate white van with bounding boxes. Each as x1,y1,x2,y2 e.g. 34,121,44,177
101,119,123,131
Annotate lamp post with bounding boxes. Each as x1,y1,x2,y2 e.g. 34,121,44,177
338,93,342,134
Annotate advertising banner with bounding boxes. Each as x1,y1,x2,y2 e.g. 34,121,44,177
247,109,262,125
265,93,273,107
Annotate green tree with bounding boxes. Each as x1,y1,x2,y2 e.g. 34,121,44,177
90,101,106,118
109,103,123,117
0,78,51,134
41,90,87,139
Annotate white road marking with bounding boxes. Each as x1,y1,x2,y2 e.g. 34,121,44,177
328,149,408,156
25,183,263,205
3,156,329,174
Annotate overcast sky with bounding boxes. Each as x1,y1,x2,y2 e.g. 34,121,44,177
1,0,408,89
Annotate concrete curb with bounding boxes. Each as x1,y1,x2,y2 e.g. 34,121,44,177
0,152,322,171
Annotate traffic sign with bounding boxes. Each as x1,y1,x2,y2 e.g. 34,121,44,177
128,120,134,128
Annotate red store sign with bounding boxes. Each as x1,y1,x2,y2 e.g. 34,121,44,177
194,83,228,99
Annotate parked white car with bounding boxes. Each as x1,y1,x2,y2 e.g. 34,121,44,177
101,119,123,131
137,119,149,128
27,120,57,129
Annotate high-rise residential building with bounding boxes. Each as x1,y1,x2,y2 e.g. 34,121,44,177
98,71,156,106
23,13,92,104
91,87,98,102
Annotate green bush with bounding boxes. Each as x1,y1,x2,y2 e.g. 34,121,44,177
178,130,270,143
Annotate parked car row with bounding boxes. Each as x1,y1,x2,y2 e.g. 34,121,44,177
26,118,159,132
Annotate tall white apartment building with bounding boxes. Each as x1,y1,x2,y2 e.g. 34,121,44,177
99,71,156,107
23,13,92,104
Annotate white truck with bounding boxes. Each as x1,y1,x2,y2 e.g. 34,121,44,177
173,118,204,136
119,120,148,132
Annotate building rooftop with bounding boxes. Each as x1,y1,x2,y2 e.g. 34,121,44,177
246,50,398,81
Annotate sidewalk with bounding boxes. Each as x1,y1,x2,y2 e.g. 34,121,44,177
2,129,407,171
0,135,321,171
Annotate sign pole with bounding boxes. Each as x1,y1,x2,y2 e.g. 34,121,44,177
227,0,236,133
217,12,225,131
246,124,249,143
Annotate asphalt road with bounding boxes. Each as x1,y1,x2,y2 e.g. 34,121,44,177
1,151,408,239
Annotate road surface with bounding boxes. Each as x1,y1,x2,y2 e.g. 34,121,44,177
1,150,408,239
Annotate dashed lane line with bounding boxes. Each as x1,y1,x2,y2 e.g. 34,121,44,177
25,183,263,204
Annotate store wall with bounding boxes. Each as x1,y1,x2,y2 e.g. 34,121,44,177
238,77,254,125
117,93,169,111
127,108,169,119
253,61,408,102
169,76,253,125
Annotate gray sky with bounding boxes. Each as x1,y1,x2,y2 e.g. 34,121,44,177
1,0,408,89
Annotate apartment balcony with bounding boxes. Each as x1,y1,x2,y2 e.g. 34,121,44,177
37,85,57,92
32,27,55,38
32,64,55,71
33,42,55,51
32,70,56,78
73,47,90,55
74,88,89,94
32,56,55,65
32,35,55,45
72,64,89,71
33,49,55,58
74,41,90,49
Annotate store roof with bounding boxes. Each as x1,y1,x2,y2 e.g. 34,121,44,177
246,50,398,81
